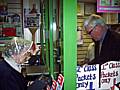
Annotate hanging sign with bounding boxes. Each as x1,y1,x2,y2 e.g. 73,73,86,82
24,14,40,28
76,65,99,90
97,0,120,13
24,9,40,28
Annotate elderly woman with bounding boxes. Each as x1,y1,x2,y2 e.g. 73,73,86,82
0,37,33,90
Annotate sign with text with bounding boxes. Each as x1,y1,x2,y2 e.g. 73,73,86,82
24,14,40,28
97,0,120,13
100,61,120,89
77,65,99,90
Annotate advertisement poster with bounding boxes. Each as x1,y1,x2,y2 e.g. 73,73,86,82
24,9,40,28
100,61,120,89
97,0,120,13
76,65,99,90
24,14,40,28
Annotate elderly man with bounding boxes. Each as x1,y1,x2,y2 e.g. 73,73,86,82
83,14,120,65
0,37,33,90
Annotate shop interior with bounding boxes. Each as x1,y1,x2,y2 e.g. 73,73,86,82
0,0,120,90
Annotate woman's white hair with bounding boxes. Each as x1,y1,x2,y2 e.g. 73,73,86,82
3,37,32,58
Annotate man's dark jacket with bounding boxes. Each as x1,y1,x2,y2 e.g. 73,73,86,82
89,30,120,65
0,60,27,90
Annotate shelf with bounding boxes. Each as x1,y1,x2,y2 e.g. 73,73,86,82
102,13,119,24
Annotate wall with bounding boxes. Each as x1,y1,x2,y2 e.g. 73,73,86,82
77,2,96,65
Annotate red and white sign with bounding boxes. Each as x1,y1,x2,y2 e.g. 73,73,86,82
51,74,64,90
51,80,57,90
57,74,64,90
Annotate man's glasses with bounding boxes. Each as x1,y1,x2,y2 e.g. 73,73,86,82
87,24,97,35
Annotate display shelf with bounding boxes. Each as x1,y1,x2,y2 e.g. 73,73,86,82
102,13,119,24
0,0,23,37
0,37,13,51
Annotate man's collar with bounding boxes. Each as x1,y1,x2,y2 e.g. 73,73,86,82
100,29,107,43
4,56,22,73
